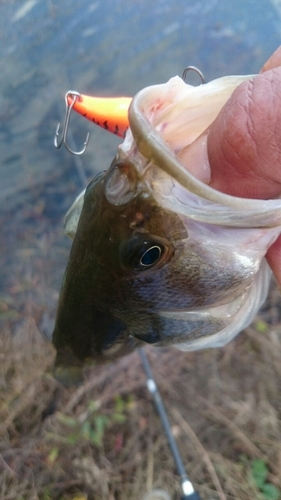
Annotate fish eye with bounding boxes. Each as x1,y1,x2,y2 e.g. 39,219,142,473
119,236,169,272
139,245,162,267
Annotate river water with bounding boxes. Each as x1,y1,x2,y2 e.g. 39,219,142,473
1,0,281,338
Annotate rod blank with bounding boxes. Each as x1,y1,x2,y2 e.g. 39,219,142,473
138,349,201,500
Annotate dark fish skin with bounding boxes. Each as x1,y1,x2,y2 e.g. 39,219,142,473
52,155,256,384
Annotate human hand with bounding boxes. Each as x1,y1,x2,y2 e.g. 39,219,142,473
207,46,281,285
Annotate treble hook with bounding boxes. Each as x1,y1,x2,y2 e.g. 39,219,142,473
182,65,205,84
54,91,90,155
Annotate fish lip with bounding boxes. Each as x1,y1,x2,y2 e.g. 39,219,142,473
128,77,281,228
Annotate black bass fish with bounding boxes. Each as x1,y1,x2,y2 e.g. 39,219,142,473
53,75,281,384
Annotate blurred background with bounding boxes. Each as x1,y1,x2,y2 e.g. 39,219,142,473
1,1,281,499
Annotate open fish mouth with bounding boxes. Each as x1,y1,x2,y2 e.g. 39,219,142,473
53,73,281,384
127,75,281,227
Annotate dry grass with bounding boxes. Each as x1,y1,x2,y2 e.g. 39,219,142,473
1,287,281,500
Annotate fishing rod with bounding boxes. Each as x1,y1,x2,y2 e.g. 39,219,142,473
138,348,201,500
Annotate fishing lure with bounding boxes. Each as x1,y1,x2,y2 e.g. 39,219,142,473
70,93,131,137
54,91,131,155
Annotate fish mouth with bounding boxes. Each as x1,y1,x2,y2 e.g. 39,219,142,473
127,75,281,228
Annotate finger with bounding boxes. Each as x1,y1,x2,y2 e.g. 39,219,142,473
262,48,281,283
206,48,281,285
207,68,281,198
258,48,281,284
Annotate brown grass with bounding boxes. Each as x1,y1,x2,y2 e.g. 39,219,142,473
1,284,281,500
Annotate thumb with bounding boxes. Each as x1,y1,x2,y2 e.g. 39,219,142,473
207,47,281,284
208,68,281,199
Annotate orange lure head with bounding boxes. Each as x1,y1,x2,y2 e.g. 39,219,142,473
68,93,132,138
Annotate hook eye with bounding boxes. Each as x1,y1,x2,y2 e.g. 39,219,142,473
54,91,90,155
